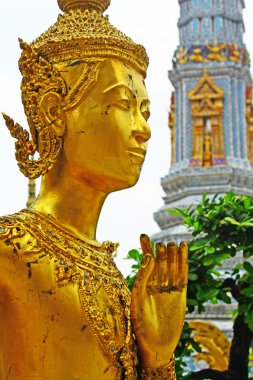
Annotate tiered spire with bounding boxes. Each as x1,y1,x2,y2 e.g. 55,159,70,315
173,0,248,69
178,0,245,47
26,178,36,208
153,0,253,245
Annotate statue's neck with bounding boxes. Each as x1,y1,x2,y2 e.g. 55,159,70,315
32,166,107,242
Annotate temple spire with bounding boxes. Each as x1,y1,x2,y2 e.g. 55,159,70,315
26,178,36,208
153,0,253,241
26,156,36,207
178,0,245,47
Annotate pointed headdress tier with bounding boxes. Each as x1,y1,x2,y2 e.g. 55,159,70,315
29,0,148,75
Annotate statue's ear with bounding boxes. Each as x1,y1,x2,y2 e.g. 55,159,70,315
40,92,66,137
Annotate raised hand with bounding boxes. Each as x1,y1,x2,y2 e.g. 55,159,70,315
131,234,188,369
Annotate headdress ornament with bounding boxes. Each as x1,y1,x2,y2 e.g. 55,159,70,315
31,0,148,74
57,0,110,14
3,0,149,179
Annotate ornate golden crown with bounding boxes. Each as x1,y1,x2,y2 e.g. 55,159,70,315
4,0,149,179
31,0,148,75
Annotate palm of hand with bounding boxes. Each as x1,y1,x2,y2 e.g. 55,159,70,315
131,235,188,368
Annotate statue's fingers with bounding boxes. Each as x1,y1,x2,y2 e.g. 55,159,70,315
178,242,188,288
139,234,153,257
167,241,178,288
132,234,155,295
155,242,168,286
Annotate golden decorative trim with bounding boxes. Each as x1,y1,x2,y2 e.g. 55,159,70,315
140,356,176,379
246,86,253,166
57,0,110,13
174,43,250,67
9,209,138,378
189,321,231,371
3,42,105,179
31,9,148,75
168,92,175,165
188,70,226,167
2,112,62,179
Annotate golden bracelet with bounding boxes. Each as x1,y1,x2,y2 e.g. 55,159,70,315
140,356,176,380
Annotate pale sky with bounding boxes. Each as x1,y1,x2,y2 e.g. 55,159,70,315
1,1,253,275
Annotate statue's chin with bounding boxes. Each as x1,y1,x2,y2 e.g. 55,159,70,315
110,171,142,193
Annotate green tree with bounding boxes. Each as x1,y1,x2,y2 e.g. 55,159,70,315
126,192,253,379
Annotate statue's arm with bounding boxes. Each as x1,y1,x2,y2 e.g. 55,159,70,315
131,235,188,379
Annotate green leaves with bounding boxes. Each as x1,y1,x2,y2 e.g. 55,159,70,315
204,246,215,253
221,217,241,225
168,192,253,375
125,248,142,291
127,249,142,261
197,286,219,301
166,208,185,217
243,261,253,274
188,273,198,281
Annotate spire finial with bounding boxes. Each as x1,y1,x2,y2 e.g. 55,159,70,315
26,178,36,208
57,0,110,13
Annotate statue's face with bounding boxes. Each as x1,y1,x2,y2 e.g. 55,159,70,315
63,59,151,192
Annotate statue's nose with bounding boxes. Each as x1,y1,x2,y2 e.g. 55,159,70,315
132,119,151,144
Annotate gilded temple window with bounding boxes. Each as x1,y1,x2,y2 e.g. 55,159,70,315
168,92,175,166
246,86,253,167
189,70,227,167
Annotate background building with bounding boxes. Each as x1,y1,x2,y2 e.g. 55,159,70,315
153,0,253,245
152,0,253,371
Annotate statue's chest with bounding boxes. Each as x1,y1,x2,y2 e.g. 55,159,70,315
2,211,137,377
4,256,132,379
0,262,126,379
54,257,132,367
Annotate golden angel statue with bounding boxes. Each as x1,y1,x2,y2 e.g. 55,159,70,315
0,1,188,378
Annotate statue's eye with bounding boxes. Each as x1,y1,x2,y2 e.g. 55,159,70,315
114,99,130,110
142,109,150,121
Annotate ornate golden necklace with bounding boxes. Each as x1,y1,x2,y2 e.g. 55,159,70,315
3,209,138,380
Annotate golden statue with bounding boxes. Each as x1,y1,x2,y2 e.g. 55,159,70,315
189,321,231,371
189,47,205,63
206,41,226,61
177,47,188,65
0,1,188,379
229,44,242,63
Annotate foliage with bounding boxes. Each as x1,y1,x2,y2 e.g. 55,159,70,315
168,191,253,332
125,192,253,379
125,249,143,291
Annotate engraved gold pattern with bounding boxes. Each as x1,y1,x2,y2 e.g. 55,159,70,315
140,356,176,379
189,321,231,371
188,70,226,167
1,210,138,379
57,0,110,13
246,86,253,167
31,9,148,73
174,42,249,67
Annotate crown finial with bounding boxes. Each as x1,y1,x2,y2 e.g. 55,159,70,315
57,0,110,13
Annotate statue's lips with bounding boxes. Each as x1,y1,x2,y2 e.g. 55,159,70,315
127,148,146,163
